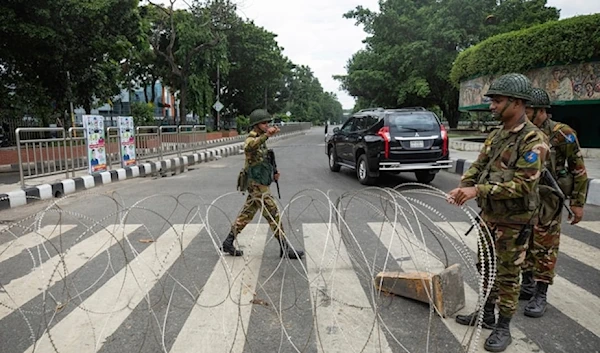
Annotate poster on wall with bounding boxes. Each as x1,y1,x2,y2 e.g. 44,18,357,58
118,116,136,167
82,115,107,174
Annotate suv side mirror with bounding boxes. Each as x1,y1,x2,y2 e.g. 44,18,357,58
333,127,340,133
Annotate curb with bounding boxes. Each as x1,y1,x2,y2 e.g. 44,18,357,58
444,158,600,207
0,131,303,210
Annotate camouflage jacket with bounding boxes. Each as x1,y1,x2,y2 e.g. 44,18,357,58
244,129,273,185
460,118,549,225
538,118,588,207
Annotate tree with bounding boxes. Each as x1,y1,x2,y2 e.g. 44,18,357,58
0,0,142,125
147,0,233,124
336,0,560,128
218,19,288,116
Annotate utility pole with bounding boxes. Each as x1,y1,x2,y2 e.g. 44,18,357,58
216,64,220,130
264,87,267,110
67,71,76,134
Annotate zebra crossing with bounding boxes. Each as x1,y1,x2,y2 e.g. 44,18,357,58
0,220,598,353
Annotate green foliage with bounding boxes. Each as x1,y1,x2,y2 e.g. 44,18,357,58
0,0,142,121
131,102,155,126
0,0,343,130
337,0,559,127
450,14,600,85
235,115,249,133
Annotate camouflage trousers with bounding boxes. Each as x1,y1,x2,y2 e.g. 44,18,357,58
478,222,529,318
523,208,562,284
231,182,285,238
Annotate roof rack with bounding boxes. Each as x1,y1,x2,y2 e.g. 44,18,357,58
357,107,385,113
387,107,427,112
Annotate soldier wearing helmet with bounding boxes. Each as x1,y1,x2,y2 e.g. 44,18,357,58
519,87,587,317
222,109,304,260
448,73,549,352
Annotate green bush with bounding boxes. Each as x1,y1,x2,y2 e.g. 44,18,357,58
131,102,155,126
236,115,249,133
450,14,600,86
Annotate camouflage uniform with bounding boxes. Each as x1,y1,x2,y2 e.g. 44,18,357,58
524,118,588,283
460,117,548,318
222,109,304,259
520,88,588,318
453,73,549,353
231,129,283,237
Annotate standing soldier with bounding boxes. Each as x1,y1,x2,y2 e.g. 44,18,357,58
448,73,548,352
519,87,588,317
221,109,304,260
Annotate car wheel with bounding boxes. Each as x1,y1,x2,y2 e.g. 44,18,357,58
328,147,341,172
415,170,436,184
357,154,375,185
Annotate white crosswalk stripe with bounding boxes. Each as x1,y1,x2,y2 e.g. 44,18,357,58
436,222,600,338
304,223,393,353
0,224,77,263
0,220,598,352
170,224,268,353
26,224,203,353
368,222,544,353
0,224,140,321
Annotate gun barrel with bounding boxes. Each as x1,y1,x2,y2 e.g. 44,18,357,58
542,169,574,218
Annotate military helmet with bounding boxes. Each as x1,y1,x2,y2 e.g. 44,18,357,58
249,109,272,127
527,88,551,108
484,73,533,101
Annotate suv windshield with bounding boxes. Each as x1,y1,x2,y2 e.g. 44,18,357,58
387,112,439,132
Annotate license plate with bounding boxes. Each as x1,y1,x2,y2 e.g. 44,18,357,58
410,140,424,148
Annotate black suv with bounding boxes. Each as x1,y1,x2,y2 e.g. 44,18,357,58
325,107,451,185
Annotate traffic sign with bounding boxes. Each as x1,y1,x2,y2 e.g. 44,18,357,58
213,100,224,112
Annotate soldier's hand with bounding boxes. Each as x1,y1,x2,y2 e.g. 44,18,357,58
274,172,280,181
447,188,461,205
569,206,584,225
266,126,280,137
450,187,477,206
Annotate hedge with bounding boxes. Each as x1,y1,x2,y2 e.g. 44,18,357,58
450,14,600,86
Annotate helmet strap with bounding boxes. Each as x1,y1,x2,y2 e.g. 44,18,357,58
532,108,547,126
494,98,514,120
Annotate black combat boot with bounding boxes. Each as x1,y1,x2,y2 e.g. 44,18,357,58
221,232,243,256
484,315,512,352
519,271,535,300
524,282,549,318
278,237,305,259
455,302,496,329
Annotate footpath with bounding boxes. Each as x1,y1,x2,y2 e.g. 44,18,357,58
447,140,600,207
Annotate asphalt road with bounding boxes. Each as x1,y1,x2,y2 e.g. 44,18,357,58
0,127,598,353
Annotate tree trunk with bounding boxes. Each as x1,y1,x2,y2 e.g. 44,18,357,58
179,80,187,125
150,77,157,104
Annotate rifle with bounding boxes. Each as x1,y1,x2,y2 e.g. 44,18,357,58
541,168,574,219
267,149,281,199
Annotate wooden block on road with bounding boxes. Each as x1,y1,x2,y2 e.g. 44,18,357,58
374,263,465,318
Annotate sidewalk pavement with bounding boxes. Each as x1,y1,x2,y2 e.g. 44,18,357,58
0,131,304,210
446,141,600,207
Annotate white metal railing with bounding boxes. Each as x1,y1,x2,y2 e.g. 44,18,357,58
15,122,311,187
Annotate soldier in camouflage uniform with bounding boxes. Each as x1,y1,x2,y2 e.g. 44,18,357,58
448,73,548,352
221,109,304,259
519,87,588,317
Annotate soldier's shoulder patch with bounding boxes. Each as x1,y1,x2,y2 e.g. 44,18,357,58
524,151,539,163
248,131,258,137
564,133,577,144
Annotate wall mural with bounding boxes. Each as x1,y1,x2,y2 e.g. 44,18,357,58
459,61,600,109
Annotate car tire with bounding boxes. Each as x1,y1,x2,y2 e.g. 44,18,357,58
328,147,341,172
415,170,436,184
357,154,376,185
